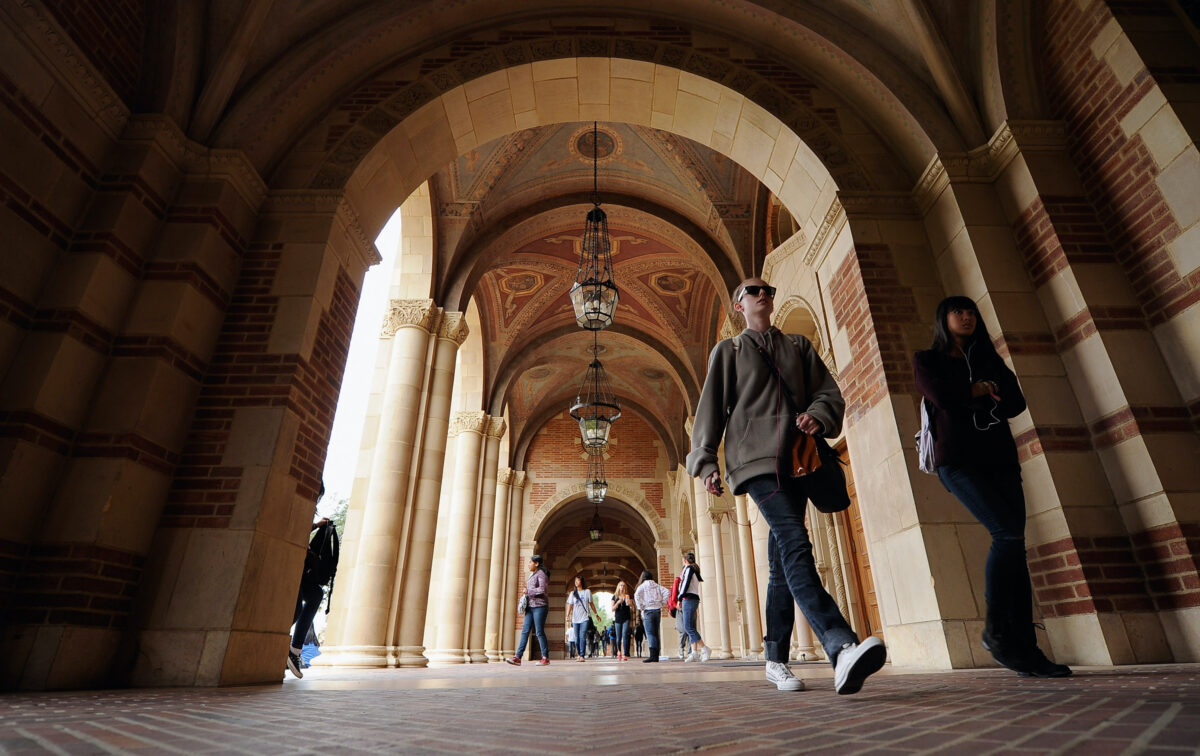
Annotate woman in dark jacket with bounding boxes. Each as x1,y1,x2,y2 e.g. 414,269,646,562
912,296,1070,678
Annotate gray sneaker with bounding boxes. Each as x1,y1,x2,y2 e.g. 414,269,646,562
765,661,805,691
833,637,885,695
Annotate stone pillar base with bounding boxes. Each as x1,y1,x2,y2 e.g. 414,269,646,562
425,648,468,666
389,645,430,668
467,648,487,663
310,645,389,667
485,649,504,662
710,649,734,660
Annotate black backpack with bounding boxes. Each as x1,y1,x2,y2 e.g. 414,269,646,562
304,521,340,589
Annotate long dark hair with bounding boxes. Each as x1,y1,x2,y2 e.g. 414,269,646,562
931,295,997,359
636,569,655,589
683,551,702,581
531,554,548,578
574,575,587,589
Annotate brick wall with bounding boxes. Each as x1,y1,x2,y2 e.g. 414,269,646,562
43,0,144,105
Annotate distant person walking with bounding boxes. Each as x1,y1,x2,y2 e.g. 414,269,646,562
567,576,597,663
913,296,1070,678
286,483,339,679
634,569,671,663
676,553,711,663
633,620,644,657
687,277,887,694
612,581,634,661
506,555,550,666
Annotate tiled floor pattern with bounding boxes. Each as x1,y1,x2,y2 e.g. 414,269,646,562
2,660,1198,754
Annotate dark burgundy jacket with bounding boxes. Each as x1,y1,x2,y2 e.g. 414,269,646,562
912,347,1026,470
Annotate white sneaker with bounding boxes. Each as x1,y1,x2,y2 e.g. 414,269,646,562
699,645,711,663
833,636,886,695
765,661,805,691
683,651,698,662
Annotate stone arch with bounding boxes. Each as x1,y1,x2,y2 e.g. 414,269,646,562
775,296,827,356
394,182,436,299
559,535,647,568
525,481,669,547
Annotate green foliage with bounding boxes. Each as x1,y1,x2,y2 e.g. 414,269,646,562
328,497,349,539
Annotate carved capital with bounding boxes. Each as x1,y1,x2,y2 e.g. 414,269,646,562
486,417,507,439
512,471,528,489
382,299,436,337
449,410,488,437
438,312,470,345
497,467,514,486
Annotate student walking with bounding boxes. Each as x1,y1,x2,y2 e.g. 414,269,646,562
913,296,1070,678
566,576,597,663
506,555,551,666
633,620,644,657
675,552,711,662
634,569,671,663
612,581,634,661
687,277,887,694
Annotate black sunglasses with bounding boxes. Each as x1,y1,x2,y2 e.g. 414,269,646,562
738,284,776,301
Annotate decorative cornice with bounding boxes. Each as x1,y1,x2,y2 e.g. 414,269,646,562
6,0,129,140
381,299,436,337
486,417,507,439
837,191,918,219
122,115,267,211
512,471,528,488
804,199,847,268
763,227,807,281
912,120,1069,215
438,312,470,345
334,196,383,270
497,467,514,486
449,410,488,437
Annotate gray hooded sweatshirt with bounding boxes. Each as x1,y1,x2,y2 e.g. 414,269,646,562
686,327,845,495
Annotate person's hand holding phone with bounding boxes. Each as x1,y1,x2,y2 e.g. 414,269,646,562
705,470,723,496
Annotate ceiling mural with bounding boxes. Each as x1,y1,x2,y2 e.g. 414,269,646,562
426,117,763,463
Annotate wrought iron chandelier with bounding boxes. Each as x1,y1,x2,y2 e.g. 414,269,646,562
569,333,621,450
585,448,607,504
588,501,604,542
569,122,619,331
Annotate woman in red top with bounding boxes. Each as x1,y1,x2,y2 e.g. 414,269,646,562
912,296,1070,678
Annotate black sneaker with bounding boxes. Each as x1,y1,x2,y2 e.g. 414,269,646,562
1016,648,1072,678
286,651,304,679
981,627,1030,674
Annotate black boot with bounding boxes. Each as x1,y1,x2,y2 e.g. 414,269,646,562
643,646,659,662
981,617,1030,674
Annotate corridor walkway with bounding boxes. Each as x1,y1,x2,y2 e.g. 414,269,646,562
2,659,1198,754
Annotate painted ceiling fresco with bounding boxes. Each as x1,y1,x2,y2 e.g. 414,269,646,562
430,121,763,464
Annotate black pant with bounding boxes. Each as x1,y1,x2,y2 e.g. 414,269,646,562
292,575,324,649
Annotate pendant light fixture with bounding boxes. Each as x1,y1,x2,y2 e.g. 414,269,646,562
569,122,619,331
569,332,621,449
585,448,607,504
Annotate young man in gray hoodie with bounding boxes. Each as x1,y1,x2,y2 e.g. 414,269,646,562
686,277,886,695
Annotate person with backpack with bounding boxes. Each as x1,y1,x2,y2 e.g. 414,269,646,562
286,484,339,679
912,295,1071,678
687,277,886,695
566,576,597,663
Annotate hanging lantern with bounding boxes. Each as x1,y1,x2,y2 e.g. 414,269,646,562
588,502,604,542
585,449,607,504
569,123,618,331
569,340,621,449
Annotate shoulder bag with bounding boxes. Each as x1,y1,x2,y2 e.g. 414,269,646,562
750,340,851,514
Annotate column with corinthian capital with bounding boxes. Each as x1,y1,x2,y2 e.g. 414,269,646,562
391,312,468,666
426,410,488,665
325,299,437,667
734,494,763,657
484,467,514,661
501,471,526,657
466,416,505,662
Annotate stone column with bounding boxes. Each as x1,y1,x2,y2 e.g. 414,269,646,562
501,472,526,657
708,511,734,660
466,417,505,662
334,300,436,666
734,494,763,658
391,313,467,666
426,410,487,665
484,468,514,661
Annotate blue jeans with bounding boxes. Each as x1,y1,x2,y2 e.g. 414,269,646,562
516,605,548,659
573,621,588,657
938,464,1032,631
641,609,661,654
746,475,858,666
680,597,702,644
614,620,630,656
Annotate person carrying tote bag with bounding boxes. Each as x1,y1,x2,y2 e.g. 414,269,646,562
506,555,550,666
686,277,886,695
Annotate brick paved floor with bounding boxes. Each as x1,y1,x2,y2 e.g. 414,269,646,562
2,659,1199,754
